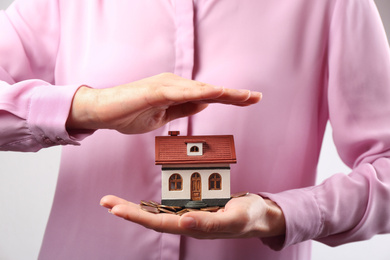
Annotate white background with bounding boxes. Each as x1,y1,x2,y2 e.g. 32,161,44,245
0,0,390,259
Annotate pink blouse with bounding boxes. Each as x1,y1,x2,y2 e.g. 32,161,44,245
1,0,390,259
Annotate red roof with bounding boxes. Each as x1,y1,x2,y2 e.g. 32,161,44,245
155,134,236,165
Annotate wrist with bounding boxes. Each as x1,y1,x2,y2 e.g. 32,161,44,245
66,86,99,130
264,199,286,237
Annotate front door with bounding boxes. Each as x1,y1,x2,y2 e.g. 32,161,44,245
191,173,201,201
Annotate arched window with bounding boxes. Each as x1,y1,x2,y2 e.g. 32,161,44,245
209,173,222,190
190,146,199,153
169,174,183,191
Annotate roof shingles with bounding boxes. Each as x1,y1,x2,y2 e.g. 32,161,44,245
155,135,236,165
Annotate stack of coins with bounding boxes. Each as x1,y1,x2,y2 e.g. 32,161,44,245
140,192,249,215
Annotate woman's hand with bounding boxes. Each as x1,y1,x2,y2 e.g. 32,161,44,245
66,73,262,134
100,193,285,240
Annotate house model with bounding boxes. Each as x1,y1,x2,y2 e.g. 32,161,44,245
155,131,236,208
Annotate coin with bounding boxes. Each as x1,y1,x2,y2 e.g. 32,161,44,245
231,191,249,198
176,209,190,216
200,206,220,212
149,200,160,206
158,207,177,214
141,204,160,214
141,200,155,207
158,204,182,212
139,199,233,215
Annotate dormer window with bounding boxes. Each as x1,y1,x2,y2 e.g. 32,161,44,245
186,142,204,156
190,146,199,153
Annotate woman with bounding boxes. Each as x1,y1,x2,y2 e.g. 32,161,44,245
1,0,390,259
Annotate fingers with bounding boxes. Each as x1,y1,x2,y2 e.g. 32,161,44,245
146,73,262,107
142,73,223,106
100,195,247,239
100,195,129,209
197,89,262,106
110,201,184,234
164,103,209,122
178,208,247,238
233,90,262,106
100,195,181,233
110,205,238,239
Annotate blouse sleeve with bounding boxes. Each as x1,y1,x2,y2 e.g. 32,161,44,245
0,0,88,152
260,0,390,250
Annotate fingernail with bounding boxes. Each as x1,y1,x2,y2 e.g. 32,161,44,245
181,216,196,229
253,92,263,99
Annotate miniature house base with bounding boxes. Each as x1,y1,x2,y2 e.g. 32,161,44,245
155,132,236,208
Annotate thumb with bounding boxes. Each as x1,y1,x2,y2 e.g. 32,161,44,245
166,103,209,122
179,212,227,233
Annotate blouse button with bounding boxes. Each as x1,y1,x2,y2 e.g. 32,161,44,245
42,136,54,145
56,136,67,145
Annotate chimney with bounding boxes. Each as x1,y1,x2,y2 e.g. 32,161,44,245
168,131,180,136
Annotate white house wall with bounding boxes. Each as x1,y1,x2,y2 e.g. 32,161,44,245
161,168,231,200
